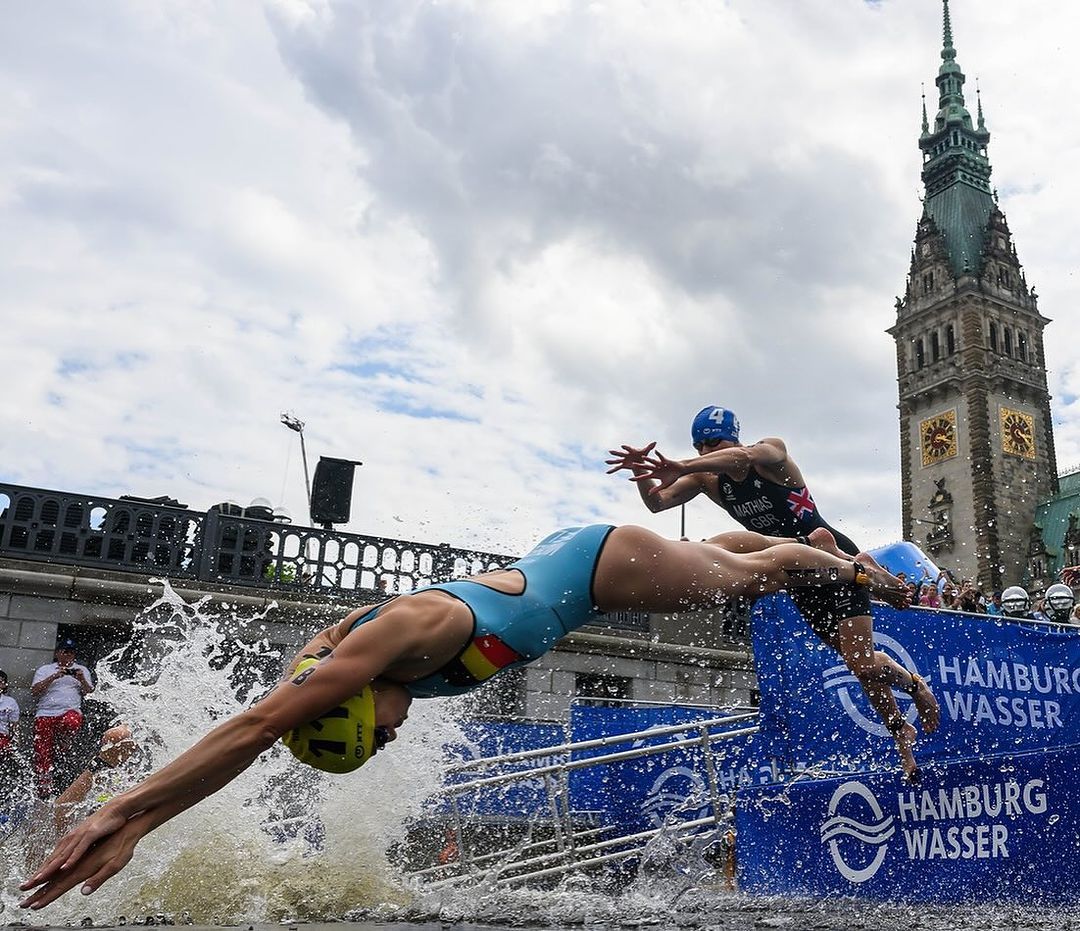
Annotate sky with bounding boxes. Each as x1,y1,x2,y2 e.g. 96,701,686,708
3,0,1080,555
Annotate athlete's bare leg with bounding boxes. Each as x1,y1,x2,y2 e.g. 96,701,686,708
706,527,850,561
592,526,867,615
820,613,939,781
704,530,784,553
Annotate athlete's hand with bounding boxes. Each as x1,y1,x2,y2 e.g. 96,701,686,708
631,451,686,492
20,805,138,909
605,442,656,475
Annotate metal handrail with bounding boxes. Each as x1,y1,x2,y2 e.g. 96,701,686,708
409,823,617,881
444,726,759,795
444,712,759,774
495,814,728,887
417,712,757,888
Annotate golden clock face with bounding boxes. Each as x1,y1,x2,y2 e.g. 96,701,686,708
920,409,958,466
1000,407,1036,460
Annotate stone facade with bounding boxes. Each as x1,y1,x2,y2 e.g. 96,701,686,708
891,231,1056,589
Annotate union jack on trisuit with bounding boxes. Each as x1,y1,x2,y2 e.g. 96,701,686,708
787,487,816,520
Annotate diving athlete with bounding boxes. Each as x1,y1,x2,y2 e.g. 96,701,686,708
21,522,906,908
608,405,941,781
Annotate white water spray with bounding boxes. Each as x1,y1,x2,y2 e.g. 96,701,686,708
1,582,462,925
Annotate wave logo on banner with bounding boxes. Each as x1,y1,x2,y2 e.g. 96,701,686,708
823,632,919,736
642,767,712,827
820,781,895,883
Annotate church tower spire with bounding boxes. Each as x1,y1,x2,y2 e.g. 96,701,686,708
888,0,1057,591
919,0,993,276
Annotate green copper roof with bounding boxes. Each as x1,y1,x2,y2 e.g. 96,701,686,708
919,0,995,276
925,183,992,274
1034,470,1080,576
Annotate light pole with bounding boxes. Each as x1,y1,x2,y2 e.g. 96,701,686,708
280,412,312,524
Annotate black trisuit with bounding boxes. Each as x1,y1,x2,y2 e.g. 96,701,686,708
712,468,872,640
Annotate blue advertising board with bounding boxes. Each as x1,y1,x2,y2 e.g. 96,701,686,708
752,594,1080,774
737,742,1080,904
568,703,769,834
436,719,567,818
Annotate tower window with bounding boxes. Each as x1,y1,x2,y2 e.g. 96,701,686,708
946,324,955,355
1003,328,1013,357
989,322,998,352
1018,331,1028,362
915,338,925,370
922,272,934,294
931,332,941,362
998,266,1011,287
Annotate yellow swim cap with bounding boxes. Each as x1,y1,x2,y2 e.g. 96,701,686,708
281,657,376,773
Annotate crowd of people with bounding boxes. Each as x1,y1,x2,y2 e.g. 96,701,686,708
898,572,1080,624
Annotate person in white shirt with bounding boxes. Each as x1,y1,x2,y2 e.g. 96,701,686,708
0,670,19,751
30,639,93,798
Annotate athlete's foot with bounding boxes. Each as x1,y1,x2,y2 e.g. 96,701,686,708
855,552,912,609
907,672,940,734
807,527,848,560
893,720,921,784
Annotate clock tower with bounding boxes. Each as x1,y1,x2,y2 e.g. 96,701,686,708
888,0,1058,590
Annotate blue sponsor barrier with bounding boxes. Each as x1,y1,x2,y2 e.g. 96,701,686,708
568,703,766,835
736,742,1080,903
437,720,567,818
752,593,1080,774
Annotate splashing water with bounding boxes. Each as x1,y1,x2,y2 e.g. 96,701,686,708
1,582,459,925
4,584,1079,930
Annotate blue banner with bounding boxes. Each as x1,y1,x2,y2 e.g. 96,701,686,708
737,743,1080,904
752,594,1080,773
435,719,567,818
568,702,768,835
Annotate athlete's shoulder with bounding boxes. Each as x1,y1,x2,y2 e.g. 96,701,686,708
747,437,789,460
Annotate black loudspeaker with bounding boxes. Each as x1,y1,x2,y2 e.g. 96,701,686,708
310,457,363,526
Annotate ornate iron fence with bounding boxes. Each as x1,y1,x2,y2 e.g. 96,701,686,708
0,482,650,631
0,484,204,578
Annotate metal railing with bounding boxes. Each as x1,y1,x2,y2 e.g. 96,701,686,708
0,482,651,630
412,712,759,888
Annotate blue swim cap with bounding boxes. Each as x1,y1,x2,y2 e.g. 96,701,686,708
691,406,740,445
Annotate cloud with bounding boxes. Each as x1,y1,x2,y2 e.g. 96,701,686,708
3,0,1079,556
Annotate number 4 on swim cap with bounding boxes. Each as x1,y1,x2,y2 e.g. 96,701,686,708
691,406,740,446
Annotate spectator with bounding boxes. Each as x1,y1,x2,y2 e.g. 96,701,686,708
1072,603,1080,625
956,579,982,614
24,725,140,871
986,591,1004,617
919,584,941,609
30,638,94,798
1044,583,1076,625
0,670,18,752
1031,596,1051,624
53,724,138,834
940,583,959,610
1001,586,1035,620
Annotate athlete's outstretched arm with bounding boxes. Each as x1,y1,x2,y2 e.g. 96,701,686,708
606,442,704,511
20,614,418,910
632,440,789,495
